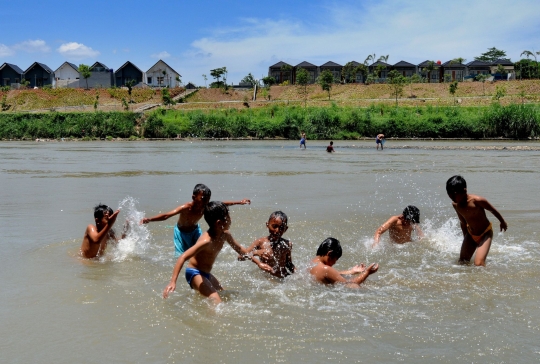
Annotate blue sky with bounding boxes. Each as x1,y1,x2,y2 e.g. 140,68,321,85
1,0,540,85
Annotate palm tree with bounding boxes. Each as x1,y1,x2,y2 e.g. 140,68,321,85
521,50,538,79
423,61,436,83
365,53,376,66
449,58,466,81
378,55,389,63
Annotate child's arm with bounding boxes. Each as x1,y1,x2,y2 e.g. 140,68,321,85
250,257,275,274
338,264,366,275
163,237,208,298
237,238,262,261
373,216,398,247
477,198,508,231
285,241,295,273
223,199,251,206
224,231,249,256
453,205,469,237
87,210,120,244
415,224,425,239
140,204,186,224
349,263,379,287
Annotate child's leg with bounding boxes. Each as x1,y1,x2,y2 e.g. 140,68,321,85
459,234,477,263
208,273,223,291
473,231,493,267
190,275,222,303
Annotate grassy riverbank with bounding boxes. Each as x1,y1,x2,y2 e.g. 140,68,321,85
0,103,538,140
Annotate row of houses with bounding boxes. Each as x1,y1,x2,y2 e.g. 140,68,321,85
0,59,181,89
268,59,516,84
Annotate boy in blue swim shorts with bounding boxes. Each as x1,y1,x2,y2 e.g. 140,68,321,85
140,184,250,257
163,201,251,303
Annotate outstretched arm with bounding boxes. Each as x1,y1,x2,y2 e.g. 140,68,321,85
237,238,262,261
349,263,378,287
140,204,186,225
223,199,251,206
338,264,366,276
478,198,508,231
415,224,424,239
224,231,249,256
373,216,398,247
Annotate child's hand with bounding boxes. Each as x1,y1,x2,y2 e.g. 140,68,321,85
350,264,366,274
139,218,150,225
163,282,176,299
500,221,508,232
367,263,379,274
240,199,251,205
108,210,120,225
237,254,250,261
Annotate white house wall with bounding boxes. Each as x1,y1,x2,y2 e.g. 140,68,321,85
146,61,179,87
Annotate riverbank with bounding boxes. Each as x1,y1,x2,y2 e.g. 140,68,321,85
1,103,539,140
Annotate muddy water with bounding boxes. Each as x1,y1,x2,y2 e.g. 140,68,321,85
1,140,539,363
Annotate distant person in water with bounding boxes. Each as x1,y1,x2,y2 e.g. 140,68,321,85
373,205,424,247
376,134,385,150
300,132,307,149
239,211,295,278
80,204,126,258
140,184,250,257
163,201,250,304
326,141,335,153
310,238,378,288
446,175,507,266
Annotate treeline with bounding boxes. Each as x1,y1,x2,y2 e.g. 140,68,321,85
0,104,539,140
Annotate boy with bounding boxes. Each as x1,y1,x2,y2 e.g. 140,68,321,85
140,184,250,257
446,175,507,266
239,211,295,278
376,133,385,150
81,204,121,258
326,141,335,153
373,205,424,247
300,132,307,149
163,201,250,303
310,238,378,288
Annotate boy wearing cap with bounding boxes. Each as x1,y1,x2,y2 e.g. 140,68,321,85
373,205,424,247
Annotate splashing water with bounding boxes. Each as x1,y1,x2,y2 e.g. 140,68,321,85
106,196,151,262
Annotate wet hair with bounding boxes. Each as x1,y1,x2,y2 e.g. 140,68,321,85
316,237,343,259
204,201,229,228
402,205,420,224
269,211,288,226
193,184,211,197
330,141,333,145
94,204,110,219
446,175,467,195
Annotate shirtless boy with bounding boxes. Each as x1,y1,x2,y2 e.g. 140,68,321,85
239,211,295,278
300,132,307,149
376,134,385,150
80,204,121,258
163,201,250,303
310,238,379,288
446,175,507,266
373,205,424,247
140,184,250,257
326,141,335,153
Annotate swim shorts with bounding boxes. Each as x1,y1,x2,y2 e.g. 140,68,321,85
300,138,305,145
174,224,202,257
185,267,211,288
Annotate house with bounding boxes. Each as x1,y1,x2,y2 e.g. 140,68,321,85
441,60,466,82
268,61,293,84
87,62,114,88
185,82,197,89
418,60,442,83
393,61,417,77
146,59,180,88
369,61,391,82
0,63,24,87
295,61,318,84
319,61,342,82
342,61,365,83
24,62,54,88
465,60,491,79
54,62,80,88
114,61,144,87
490,59,515,80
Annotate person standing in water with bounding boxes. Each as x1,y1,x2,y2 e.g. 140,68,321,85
446,175,507,266
326,141,335,153
300,132,307,149
376,134,385,150
373,205,424,247
80,204,126,258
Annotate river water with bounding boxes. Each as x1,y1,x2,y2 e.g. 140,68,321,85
1,140,539,363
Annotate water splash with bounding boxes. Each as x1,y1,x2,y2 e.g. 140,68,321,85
105,196,151,262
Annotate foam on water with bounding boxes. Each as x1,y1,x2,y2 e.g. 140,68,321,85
104,196,151,262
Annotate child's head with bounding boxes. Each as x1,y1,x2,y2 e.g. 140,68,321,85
204,201,230,231
402,205,420,224
94,204,110,219
330,141,333,145
446,175,467,202
316,237,343,261
192,184,211,205
267,211,288,238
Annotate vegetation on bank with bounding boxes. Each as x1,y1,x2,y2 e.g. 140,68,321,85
0,103,538,140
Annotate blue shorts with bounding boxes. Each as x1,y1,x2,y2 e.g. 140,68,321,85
174,224,202,257
300,138,305,145
185,267,211,288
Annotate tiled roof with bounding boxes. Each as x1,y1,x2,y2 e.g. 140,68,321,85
0,63,24,74
418,60,441,68
320,61,342,67
90,62,110,70
147,59,180,76
295,61,317,68
269,61,292,68
441,60,466,67
369,61,391,67
115,61,143,74
54,62,79,73
393,60,416,67
466,60,491,67
24,62,54,74
491,58,513,66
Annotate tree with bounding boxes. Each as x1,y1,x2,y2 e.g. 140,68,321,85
378,55,389,63
202,74,207,87
492,84,506,103
317,69,334,100
78,64,91,90
175,76,181,87
475,74,488,95
125,79,136,103
365,54,376,66
496,64,507,79
241,73,257,87
162,88,175,108
295,67,309,107
521,50,538,79
210,67,226,87
387,70,407,107
341,62,357,83
280,64,292,84
422,61,436,83
475,47,507,63
449,80,458,105
261,76,276,88
450,57,466,65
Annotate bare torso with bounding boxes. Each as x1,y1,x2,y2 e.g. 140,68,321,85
453,194,491,235
80,227,114,258
187,231,227,272
388,218,414,244
252,238,292,278
177,202,205,232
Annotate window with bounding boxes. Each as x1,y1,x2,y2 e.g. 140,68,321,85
157,76,164,85
147,77,152,84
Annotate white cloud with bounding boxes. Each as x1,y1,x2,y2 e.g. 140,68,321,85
181,0,540,84
57,42,100,59
0,44,15,57
151,51,171,59
13,39,50,53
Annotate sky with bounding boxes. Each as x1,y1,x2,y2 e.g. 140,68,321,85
1,0,540,85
